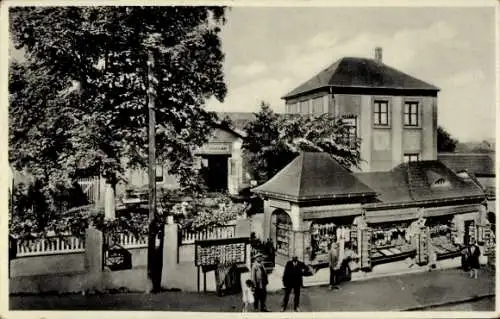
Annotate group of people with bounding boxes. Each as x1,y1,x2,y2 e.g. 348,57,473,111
243,253,309,312
461,238,482,279
243,239,353,312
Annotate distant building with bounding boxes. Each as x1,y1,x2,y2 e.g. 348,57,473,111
282,47,440,172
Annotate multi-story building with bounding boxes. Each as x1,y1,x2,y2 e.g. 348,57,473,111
282,47,439,172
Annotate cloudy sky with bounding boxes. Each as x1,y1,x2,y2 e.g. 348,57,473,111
206,6,496,143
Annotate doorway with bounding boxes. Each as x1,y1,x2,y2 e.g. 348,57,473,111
202,155,229,193
464,220,475,245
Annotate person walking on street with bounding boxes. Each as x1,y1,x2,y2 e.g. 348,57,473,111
468,239,481,279
328,241,341,290
281,256,307,312
251,253,269,312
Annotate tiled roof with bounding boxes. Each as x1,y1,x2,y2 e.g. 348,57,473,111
356,160,485,206
282,57,439,99
437,153,495,177
394,160,485,202
354,170,412,203
252,152,376,202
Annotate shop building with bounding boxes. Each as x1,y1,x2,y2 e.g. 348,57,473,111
252,152,491,271
124,122,249,195
249,47,493,272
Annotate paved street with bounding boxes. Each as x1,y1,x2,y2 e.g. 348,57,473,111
416,296,495,311
10,267,495,312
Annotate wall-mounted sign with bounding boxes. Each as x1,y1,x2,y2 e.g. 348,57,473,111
270,199,291,211
104,244,132,271
194,142,232,155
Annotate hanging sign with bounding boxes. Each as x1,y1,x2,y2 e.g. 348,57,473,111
104,244,132,271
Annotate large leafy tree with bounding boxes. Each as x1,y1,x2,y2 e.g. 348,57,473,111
243,102,361,185
437,126,459,153
9,6,228,215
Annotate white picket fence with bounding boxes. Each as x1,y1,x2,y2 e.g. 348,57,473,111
16,235,86,257
181,225,236,245
116,233,148,249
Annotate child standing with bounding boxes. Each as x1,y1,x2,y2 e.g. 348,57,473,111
242,279,255,312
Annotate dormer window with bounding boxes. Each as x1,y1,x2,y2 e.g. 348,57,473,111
433,178,451,187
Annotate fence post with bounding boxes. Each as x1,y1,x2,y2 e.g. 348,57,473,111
161,223,179,289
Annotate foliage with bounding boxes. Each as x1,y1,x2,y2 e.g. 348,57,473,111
437,126,459,153
242,102,362,184
9,6,228,213
9,178,89,237
455,140,495,154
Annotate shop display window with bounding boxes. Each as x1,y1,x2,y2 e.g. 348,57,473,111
426,216,461,257
273,211,293,257
370,222,415,262
309,219,356,262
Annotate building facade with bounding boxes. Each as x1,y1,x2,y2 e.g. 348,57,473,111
124,124,248,196
250,48,492,271
282,47,439,172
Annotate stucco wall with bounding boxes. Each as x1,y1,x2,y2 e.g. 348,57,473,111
11,253,85,277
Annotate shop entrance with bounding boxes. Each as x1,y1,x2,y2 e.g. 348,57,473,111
270,209,292,260
201,155,229,193
464,220,475,245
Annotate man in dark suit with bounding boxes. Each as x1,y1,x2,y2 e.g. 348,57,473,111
281,256,307,312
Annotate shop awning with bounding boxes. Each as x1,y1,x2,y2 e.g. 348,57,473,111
365,208,418,224
423,204,480,218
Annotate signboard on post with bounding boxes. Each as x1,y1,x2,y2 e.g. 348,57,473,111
194,237,250,292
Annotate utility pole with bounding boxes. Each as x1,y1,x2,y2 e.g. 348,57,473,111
146,48,160,292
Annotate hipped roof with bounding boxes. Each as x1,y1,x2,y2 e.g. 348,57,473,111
251,152,376,202
282,57,439,99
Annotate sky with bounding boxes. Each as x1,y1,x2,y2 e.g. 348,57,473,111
205,6,496,143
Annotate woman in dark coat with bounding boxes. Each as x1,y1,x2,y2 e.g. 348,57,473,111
468,239,481,279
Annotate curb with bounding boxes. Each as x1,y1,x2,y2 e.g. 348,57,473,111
402,293,495,311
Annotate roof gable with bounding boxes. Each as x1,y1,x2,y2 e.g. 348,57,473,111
252,152,376,202
282,57,439,99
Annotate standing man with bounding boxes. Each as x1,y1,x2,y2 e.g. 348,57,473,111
328,241,340,290
251,253,269,312
281,256,307,312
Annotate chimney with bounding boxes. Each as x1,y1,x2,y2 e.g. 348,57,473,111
375,47,383,64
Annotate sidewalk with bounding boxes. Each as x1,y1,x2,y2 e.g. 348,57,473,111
10,267,495,312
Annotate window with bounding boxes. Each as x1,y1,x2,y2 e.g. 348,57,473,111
373,100,389,126
299,100,310,114
155,163,164,182
403,153,420,163
342,116,358,149
289,103,298,114
404,102,419,126
312,97,324,115
433,178,450,187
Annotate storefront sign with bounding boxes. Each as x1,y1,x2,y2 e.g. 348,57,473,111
194,142,232,155
104,244,132,271
270,199,291,211
195,237,249,267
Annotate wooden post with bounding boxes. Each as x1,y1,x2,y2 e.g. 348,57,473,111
147,48,159,291
197,266,200,292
